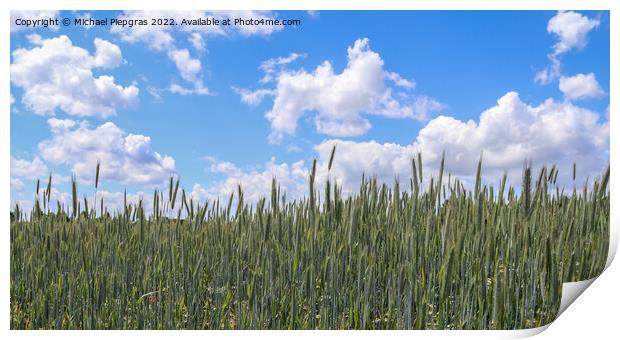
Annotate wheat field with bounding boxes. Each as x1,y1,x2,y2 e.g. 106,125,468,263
10,153,610,329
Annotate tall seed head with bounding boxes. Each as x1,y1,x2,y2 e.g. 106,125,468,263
95,160,101,190
328,144,337,171
71,175,78,218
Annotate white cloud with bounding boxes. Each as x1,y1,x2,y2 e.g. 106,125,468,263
10,35,138,117
191,158,307,204
112,11,284,48
10,156,54,197
559,73,605,100
48,117,77,132
210,160,241,174
189,184,217,203
111,11,185,51
169,83,209,96
10,184,72,215
312,140,415,195
535,57,561,85
47,92,602,209
92,38,123,68
415,92,607,183
97,190,151,214
167,48,210,94
231,87,275,106
10,10,59,32
10,153,70,188
10,94,15,106
536,11,600,85
111,11,213,95
312,92,608,191
412,96,446,119
11,183,159,216
38,118,175,185
259,52,304,83
10,178,25,192
189,32,206,52
197,91,608,202
111,10,284,96
168,48,201,83
246,38,442,143
147,86,163,101
548,11,600,56
286,144,302,153
11,156,49,180
386,71,416,89
232,52,302,106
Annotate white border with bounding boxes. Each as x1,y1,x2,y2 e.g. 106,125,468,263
3,1,617,339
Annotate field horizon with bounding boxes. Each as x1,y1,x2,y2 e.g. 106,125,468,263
10,155,610,329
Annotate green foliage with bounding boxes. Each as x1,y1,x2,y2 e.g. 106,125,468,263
10,159,609,330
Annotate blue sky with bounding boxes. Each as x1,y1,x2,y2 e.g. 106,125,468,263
10,10,610,210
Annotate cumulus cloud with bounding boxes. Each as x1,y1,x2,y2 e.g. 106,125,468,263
414,92,607,180
167,48,210,94
38,118,175,185
10,156,62,197
190,158,307,204
111,11,193,51
559,73,605,100
10,10,59,32
316,92,608,191
11,182,157,216
97,190,151,214
112,10,284,45
112,10,284,96
10,35,138,117
168,49,200,80
312,140,415,195
10,178,25,192
11,156,49,180
547,11,600,55
92,38,123,68
11,183,79,214
239,38,441,143
111,11,213,95
536,11,600,85
412,96,445,119
196,91,608,202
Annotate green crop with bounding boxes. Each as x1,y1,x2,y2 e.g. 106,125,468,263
10,155,609,329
